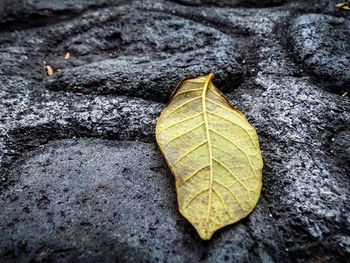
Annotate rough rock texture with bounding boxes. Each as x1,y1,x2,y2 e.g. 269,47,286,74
171,0,286,8
43,7,243,101
0,0,350,262
0,140,286,262
0,0,128,27
289,14,350,94
0,3,243,101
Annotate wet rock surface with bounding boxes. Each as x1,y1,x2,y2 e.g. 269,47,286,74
0,3,243,101
170,0,286,8
0,0,128,28
0,0,349,262
0,140,286,262
289,14,350,93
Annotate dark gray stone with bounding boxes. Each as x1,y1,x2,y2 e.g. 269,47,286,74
140,0,290,35
139,0,298,78
0,0,128,26
225,73,350,261
289,14,350,93
0,75,163,189
170,0,286,7
0,3,243,102
1,0,350,262
0,139,286,263
44,6,242,101
331,130,350,169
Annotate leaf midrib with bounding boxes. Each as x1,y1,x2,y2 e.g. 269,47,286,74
201,73,215,228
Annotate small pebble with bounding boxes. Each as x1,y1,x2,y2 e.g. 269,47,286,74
64,52,71,60
46,65,53,76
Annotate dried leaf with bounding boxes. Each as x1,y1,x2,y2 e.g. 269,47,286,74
336,2,350,10
46,65,53,76
156,73,263,240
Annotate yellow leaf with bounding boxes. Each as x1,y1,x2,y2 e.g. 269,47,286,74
156,73,263,240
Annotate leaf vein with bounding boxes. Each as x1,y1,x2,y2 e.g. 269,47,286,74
173,140,208,166
161,112,203,131
207,110,258,149
205,97,237,116
163,122,204,146
209,129,256,175
182,165,210,183
185,188,208,209
214,179,249,211
164,96,202,118
202,74,215,224
211,145,258,177
213,158,250,191
172,88,204,99
212,188,231,218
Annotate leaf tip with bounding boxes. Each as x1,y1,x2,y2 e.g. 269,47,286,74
197,229,214,241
